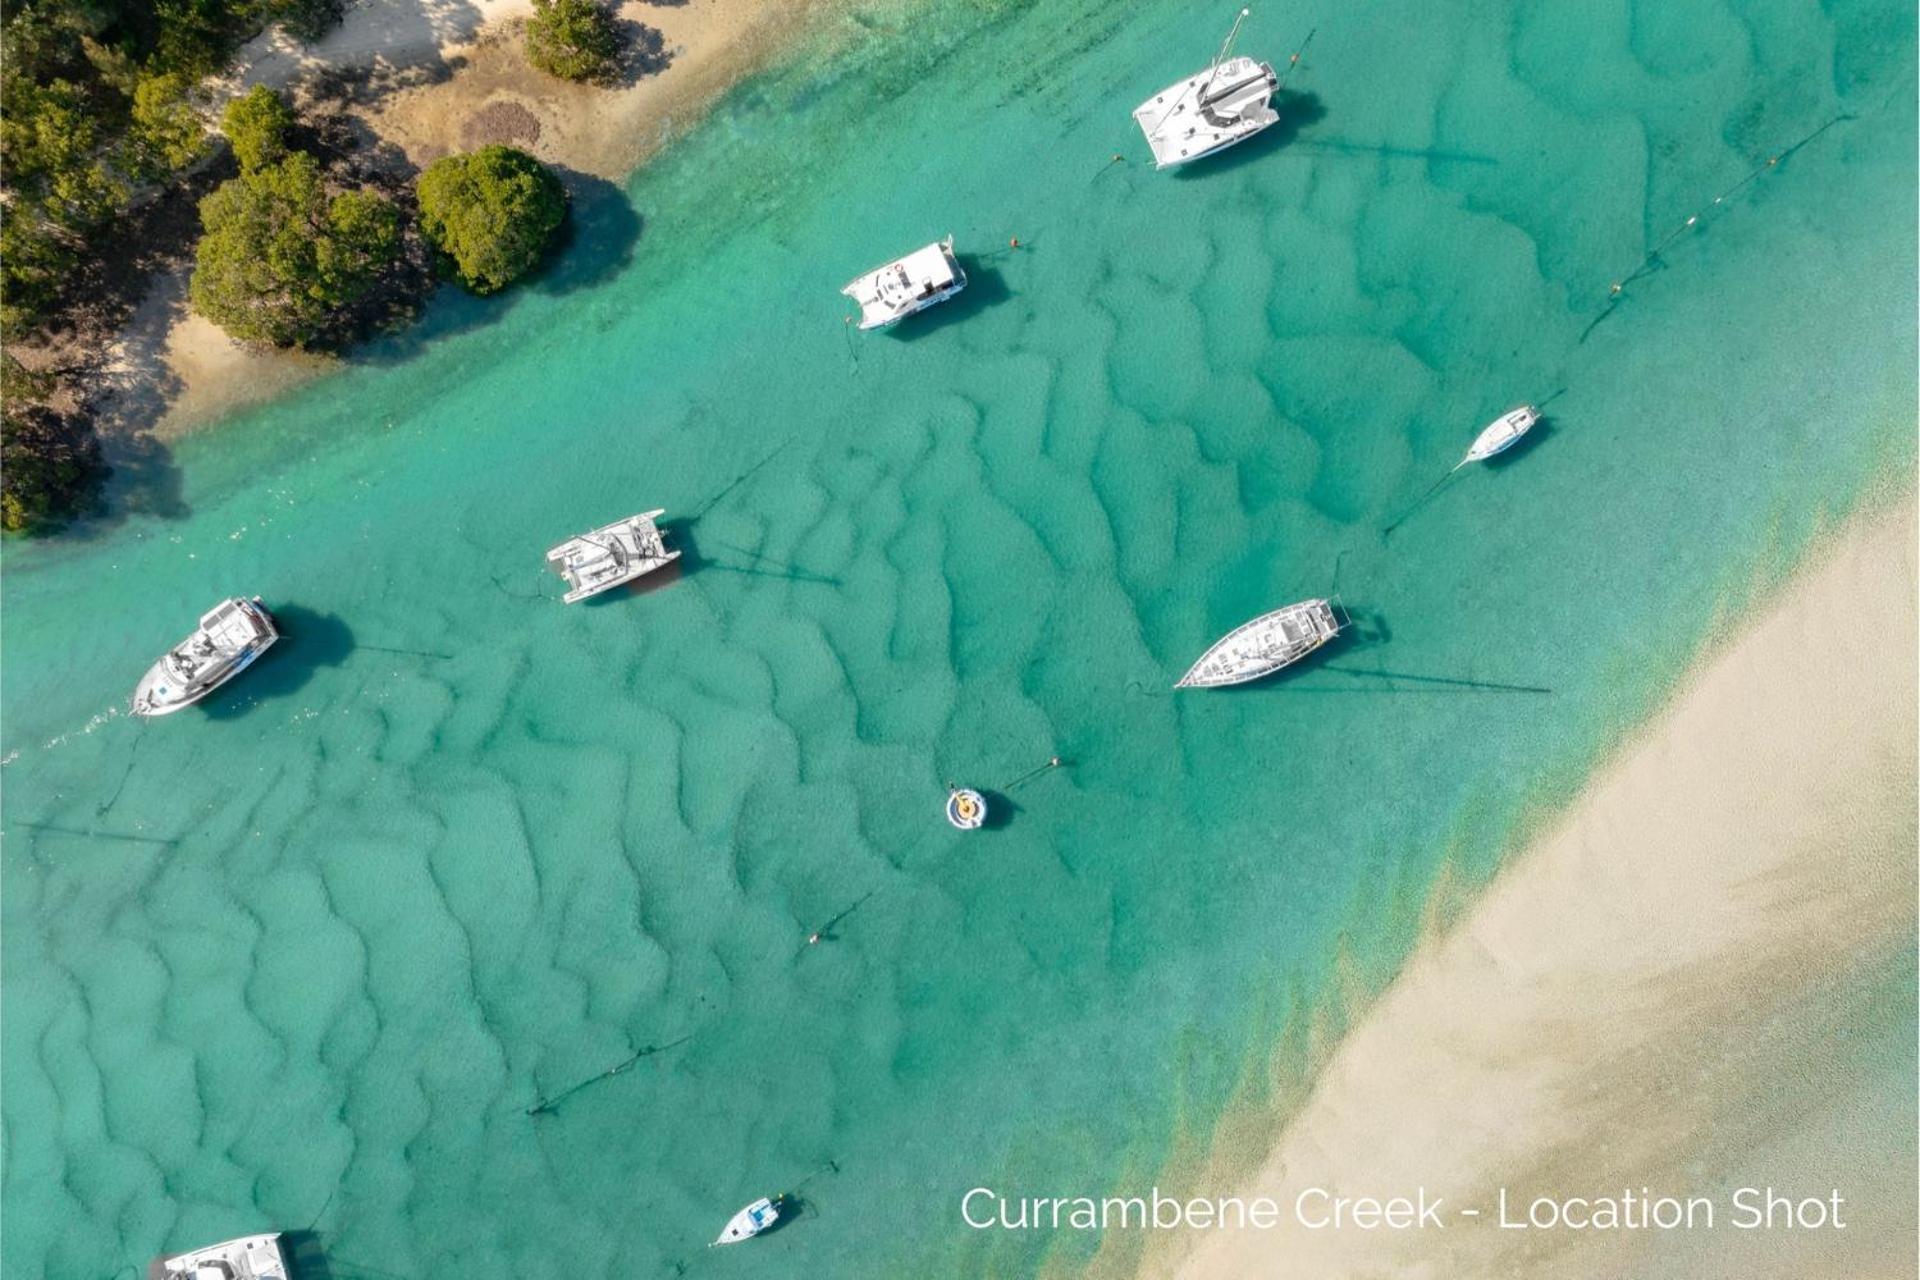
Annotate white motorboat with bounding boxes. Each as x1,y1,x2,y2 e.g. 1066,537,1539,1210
149,1232,291,1280
546,509,679,603
1175,598,1343,688
946,787,988,830
712,1195,782,1246
842,237,967,330
1455,405,1540,469
130,597,280,717
1132,9,1280,168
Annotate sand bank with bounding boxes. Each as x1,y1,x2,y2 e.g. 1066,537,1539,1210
1149,495,1918,1280
98,0,826,442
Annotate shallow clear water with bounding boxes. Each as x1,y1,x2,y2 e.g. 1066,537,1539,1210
3,0,1913,1275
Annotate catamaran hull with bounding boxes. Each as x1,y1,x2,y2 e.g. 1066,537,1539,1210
1132,56,1281,168
849,282,966,331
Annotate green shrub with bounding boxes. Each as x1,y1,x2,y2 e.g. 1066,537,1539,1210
525,0,620,84
1,401,107,533
415,145,566,294
222,83,294,172
189,151,400,346
130,72,210,175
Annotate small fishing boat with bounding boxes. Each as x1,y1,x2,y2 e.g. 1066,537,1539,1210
712,1195,782,1246
842,237,967,330
1175,599,1343,689
149,1232,291,1280
131,597,280,717
946,787,988,830
546,509,679,603
1132,9,1280,169
1455,405,1540,470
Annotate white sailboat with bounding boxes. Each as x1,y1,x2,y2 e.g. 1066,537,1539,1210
842,237,968,329
1175,599,1343,689
1455,405,1540,470
1132,9,1280,169
712,1195,782,1246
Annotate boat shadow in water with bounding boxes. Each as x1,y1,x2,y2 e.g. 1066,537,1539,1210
1172,89,1326,180
888,257,1012,341
656,519,843,589
201,605,353,719
279,1231,340,1280
975,788,1018,831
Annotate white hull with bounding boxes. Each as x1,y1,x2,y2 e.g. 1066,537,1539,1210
1176,599,1342,688
946,788,988,830
1457,405,1539,468
713,1196,781,1246
1133,55,1280,168
150,1232,289,1280
131,597,280,717
547,508,679,603
842,237,967,329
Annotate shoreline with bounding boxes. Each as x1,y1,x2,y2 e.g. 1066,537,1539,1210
1133,490,1918,1279
91,0,831,445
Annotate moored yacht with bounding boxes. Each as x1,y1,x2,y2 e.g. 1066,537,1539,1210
1455,405,1540,469
1175,598,1343,688
546,509,679,603
1132,9,1280,169
130,597,280,717
842,237,967,330
149,1232,291,1280
712,1195,782,1246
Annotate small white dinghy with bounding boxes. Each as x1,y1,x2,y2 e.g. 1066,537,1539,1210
1175,599,1343,689
712,1195,782,1246
946,787,988,830
1455,405,1539,470
1132,9,1280,168
842,237,967,330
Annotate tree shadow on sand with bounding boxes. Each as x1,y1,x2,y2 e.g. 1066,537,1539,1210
611,18,676,85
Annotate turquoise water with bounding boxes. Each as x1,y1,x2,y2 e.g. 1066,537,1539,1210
3,0,1913,1275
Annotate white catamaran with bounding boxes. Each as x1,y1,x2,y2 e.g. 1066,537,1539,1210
130,597,280,717
1175,598,1343,689
545,509,679,603
712,1195,782,1246
842,237,967,329
149,1232,291,1280
1132,9,1280,169
1455,405,1540,469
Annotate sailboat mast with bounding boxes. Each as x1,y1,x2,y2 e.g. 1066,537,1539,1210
1203,7,1251,95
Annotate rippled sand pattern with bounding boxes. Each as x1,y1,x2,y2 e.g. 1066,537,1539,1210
3,0,1913,1275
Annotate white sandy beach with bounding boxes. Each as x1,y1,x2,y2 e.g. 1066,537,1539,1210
1144,495,1918,1280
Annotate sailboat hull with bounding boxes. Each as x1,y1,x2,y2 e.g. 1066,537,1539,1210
1175,599,1342,688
